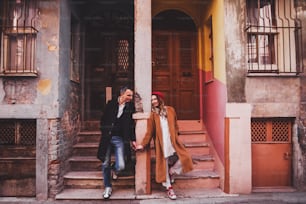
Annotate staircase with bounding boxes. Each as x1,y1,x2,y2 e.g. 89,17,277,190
55,120,221,200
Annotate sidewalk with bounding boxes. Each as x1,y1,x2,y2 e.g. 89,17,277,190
1,189,306,204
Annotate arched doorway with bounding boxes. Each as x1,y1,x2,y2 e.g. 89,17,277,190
152,10,199,120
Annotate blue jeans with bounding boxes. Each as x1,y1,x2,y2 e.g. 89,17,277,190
102,136,125,187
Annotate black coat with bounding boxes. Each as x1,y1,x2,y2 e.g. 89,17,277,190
97,98,136,161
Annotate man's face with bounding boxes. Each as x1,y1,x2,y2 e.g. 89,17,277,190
122,89,133,103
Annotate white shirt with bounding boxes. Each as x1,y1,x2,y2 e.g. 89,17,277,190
117,103,125,118
160,116,175,158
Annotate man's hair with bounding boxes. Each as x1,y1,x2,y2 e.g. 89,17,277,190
119,86,132,95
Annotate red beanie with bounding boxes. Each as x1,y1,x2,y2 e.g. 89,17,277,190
152,91,164,100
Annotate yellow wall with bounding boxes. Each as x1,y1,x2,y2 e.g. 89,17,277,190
199,0,226,84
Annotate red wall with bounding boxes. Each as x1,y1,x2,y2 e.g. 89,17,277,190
202,70,227,164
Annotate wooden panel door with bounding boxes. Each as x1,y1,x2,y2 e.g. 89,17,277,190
251,119,292,187
152,31,199,119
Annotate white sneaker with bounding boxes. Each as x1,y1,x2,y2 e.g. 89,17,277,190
103,187,112,199
167,186,177,200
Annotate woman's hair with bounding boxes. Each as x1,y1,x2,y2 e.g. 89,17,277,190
152,93,167,117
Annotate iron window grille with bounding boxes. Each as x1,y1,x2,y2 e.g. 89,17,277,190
251,117,292,143
0,119,36,146
0,0,38,77
245,0,303,74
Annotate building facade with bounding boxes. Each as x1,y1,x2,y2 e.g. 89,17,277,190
0,0,306,200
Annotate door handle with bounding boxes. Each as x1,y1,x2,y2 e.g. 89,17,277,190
283,152,291,160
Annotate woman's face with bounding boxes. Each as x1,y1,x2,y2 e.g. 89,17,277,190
151,95,159,107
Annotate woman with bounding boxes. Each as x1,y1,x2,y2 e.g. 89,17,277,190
136,92,193,200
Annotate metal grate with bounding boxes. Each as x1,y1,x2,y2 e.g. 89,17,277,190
251,118,292,143
272,120,290,142
117,39,129,71
0,119,36,146
251,120,267,142
0,0,39,76
245,0,304,74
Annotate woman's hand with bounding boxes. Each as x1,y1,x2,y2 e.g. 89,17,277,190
135,144,144,151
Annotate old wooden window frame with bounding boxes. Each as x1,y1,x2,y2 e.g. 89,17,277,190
245,0,303,74
0,0,38,77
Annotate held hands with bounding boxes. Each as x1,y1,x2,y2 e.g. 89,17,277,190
135,144,144,151
130,141,144,151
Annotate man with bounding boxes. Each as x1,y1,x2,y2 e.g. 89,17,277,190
97,86,136,199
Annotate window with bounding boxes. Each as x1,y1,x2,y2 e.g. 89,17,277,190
0,119,36,146
246,0,303,74
206,16,214,82
251,118,292,143
117,39,129,71
0,0,38,76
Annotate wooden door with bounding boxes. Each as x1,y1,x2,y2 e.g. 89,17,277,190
82,6,134,121
152,31,199,120
251,118,292,187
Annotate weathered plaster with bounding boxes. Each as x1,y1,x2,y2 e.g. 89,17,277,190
37,79,52,95
246,77,300,117
3,79,37,104
224,0,247,102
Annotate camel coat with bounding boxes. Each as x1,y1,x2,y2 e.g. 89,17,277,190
141,106,193,183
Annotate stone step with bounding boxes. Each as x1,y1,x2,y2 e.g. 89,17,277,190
81,121,100,131
170,169,220,189
76,131,207,144
72,143,98,156
63,171,134,189
77,131,100,143
60,120,221,200
183,142,210,156
55,187,229,200
62,169,219,190
178,133,207,143
81,120,205,132
177,120,205,132
72,141,210,157
68,154,214,171
191,154,215,170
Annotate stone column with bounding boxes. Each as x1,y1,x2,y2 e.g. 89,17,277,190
225,103,252,194
36,119,48,200
134,0,152,195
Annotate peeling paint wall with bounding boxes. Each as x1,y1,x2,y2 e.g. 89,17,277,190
224,0,306,189
296,0,306,190
224,0,246,102
0,0,81,199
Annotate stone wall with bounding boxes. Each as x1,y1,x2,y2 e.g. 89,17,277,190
296,0,306,190
48,82,81,198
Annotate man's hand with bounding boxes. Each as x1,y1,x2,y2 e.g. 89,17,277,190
131,141,137,150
